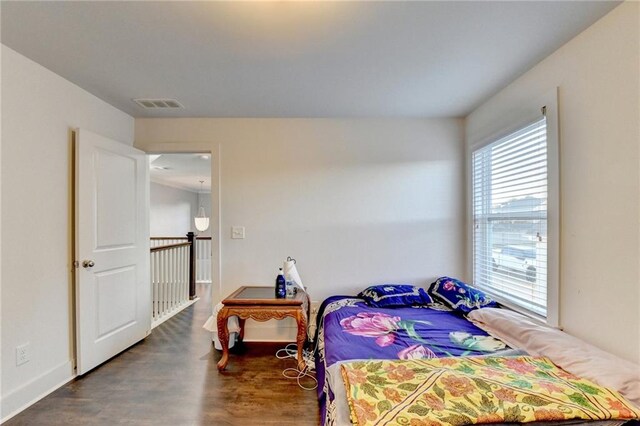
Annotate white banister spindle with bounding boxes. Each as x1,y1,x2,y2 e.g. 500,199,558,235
181,246,186,303
167,249,170,311
163,249,168,314
175,246,179,307
183,245,188,302
151,253,156,317
156,247,164,322
183,246,188,302
171,247,175,308
163,249,167,314
177,248,180,306
155,253,160,316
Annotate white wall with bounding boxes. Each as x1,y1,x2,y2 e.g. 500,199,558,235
135,118,465,339
465,2,639,364
0,45,134,420
150,182,199,237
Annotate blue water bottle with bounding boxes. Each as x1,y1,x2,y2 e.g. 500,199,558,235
275,268,286,298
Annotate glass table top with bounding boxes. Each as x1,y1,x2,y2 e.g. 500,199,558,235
222,286,305,306
234,286,279,300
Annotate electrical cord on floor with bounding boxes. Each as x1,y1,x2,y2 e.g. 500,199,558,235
275,343,318,391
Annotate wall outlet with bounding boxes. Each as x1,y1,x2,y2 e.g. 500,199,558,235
16,343,30,366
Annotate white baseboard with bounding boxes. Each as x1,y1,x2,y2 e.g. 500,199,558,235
1,360,75,423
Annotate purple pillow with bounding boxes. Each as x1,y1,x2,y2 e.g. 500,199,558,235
358,284,433,308
427,276,497,313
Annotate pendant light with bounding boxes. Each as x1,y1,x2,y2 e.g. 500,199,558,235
194,180,209,232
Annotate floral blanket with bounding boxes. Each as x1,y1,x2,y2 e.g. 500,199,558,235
315,296,512,425
340,356,640,426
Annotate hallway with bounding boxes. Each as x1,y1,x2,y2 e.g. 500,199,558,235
5,284,319,425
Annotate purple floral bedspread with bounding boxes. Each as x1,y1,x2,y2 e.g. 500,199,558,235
314,296,508,424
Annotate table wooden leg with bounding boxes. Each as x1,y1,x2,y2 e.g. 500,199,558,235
238,318,246,342
217,308,230,371
295,311,308,371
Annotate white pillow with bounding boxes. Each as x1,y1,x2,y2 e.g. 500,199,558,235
468,307,640,408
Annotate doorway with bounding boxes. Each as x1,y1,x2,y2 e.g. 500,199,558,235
147,153,213,327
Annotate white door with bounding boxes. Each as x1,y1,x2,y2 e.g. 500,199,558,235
75,129,150,375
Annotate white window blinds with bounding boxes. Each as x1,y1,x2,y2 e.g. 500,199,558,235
472,117,548,318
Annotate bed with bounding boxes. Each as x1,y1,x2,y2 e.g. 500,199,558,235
313,280,640,426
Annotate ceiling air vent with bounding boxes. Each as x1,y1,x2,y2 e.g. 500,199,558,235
133,98,184,109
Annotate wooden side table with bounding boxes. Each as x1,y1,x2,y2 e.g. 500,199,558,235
216,286,309,371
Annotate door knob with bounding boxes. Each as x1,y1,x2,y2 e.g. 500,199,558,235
82,260,95,268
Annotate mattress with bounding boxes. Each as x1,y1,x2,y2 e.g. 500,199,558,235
314,296,513,425
313,295,632,426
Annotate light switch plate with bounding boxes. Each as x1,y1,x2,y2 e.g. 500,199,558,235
231,226,245,239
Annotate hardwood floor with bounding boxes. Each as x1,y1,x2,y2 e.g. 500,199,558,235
5,284,320,425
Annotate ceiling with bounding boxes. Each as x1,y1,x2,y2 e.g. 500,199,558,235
1,1,620,118
150,154,211,192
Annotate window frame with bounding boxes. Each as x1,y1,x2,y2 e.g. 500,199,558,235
467,88,560,327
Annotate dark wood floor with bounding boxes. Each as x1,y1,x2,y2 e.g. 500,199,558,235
6,284,320,425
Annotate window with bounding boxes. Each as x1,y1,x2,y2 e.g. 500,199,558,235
472,113,557,323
